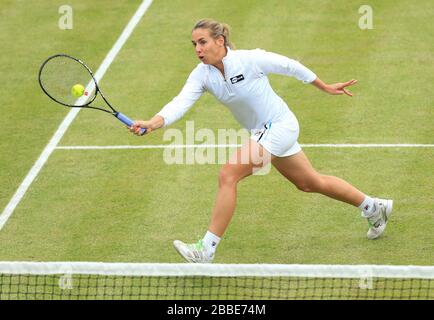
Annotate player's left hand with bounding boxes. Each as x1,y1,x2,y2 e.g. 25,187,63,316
327,79,358,97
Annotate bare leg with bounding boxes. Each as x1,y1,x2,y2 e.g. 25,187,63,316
209,139,274,237
272,151,365,206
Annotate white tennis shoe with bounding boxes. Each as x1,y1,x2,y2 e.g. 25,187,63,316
173,239,214,263
363,198,393,240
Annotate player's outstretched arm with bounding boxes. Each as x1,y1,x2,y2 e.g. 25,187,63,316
129,115,165,136
311,77,358,97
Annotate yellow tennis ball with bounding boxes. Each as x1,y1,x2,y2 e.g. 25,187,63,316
71,84,85,97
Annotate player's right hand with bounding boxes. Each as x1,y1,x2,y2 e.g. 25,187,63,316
129,120,152,136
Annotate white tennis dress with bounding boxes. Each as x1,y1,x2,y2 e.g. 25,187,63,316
157,48,317,157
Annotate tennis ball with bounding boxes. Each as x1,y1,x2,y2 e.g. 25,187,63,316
71,84,85,97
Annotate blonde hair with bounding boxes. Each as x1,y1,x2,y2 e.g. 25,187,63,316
192,18,235,49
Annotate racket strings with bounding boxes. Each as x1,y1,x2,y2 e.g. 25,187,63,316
39,56,96,107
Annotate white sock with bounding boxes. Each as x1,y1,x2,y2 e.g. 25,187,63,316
358,195,376,217
203,231,221,257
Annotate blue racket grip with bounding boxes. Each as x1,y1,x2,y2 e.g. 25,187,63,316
115,112,146,135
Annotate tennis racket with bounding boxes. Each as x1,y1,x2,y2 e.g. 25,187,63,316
38,54,146,135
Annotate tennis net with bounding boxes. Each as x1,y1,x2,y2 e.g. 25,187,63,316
0,262,433,300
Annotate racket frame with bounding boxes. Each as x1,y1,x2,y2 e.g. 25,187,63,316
38,54,146,134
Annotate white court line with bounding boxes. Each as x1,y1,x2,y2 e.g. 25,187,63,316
55,143,434,150
302,144,434,148
56,144,243,150
0,0,153,231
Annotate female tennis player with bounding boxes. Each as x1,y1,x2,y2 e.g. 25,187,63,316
130,19,393,263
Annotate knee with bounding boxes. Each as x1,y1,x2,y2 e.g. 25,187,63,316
295,176,324,193
218,166,242,187
295,183,314,193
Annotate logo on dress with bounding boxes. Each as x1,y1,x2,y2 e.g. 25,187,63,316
230,74,245,84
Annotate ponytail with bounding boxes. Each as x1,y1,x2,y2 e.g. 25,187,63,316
193,18,235,49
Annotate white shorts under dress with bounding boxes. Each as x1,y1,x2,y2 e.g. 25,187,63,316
250,112,301,157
